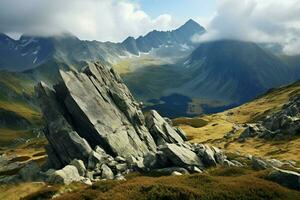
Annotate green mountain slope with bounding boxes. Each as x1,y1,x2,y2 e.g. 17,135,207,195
0,71,42,146
177,40,294,102
121,40,298,117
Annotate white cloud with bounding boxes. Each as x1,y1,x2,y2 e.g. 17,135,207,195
193,0,300,55
0,0,179,42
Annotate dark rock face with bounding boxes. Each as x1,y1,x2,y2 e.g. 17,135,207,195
36,82,93,169
239,95,300,140
35,62,233,184
267,168,300,190
36,62,161,168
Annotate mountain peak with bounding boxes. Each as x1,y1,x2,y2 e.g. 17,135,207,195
177,19,205,33
186,19,199,25
123,36,135,42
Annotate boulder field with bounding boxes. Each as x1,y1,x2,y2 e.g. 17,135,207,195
240,95,300,140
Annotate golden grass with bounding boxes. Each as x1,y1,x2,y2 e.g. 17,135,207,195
113,54,171,75
225,137,300,161
180,114,234,144
0,101,41,124
0,182,46,200
113,59,132,74
0,128,32,146
177,81,300,162
223,81,300,124
0,137,47,166
173,117,208,128
0,72,35,95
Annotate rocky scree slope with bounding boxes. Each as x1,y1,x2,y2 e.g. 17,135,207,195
240,95,300,140
30,62,240,185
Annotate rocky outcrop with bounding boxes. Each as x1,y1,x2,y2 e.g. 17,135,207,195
239,95,300,140
47,165,83,185
145,110,186,145
34,62,235,185
36,62,158,168
70,159,86,176
160,144,203,168
267,168,300,190
36,82,92,169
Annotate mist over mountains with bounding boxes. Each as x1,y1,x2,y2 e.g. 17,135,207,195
0,19,299,118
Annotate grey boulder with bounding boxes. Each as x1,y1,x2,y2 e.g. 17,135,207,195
202,145,217,167
88,151,103,170
47,165,83,185
101,164,114,180
145,110,185,145
18,161,41,181
267,168,300,190
56,63,157,158
160,144,203,169
70,159,86,176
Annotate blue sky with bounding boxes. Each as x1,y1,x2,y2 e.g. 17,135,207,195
137,0,216,21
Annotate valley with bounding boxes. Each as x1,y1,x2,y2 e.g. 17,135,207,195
0,17,300,200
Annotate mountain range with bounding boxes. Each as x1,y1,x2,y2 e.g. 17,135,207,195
0,19,299,121
122,19,205,55
0,19,204,72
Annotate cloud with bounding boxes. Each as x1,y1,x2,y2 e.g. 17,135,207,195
0,0,179,42
193,0,300,55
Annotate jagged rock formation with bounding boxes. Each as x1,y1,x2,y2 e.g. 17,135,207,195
240,95,300,140
35,62,236,185
36,62,158,169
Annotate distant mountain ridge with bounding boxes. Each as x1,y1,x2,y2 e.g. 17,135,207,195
178,40,295,102
122,19,205,55
0,19,205,72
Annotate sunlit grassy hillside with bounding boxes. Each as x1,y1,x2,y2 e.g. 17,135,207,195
176,80,300,161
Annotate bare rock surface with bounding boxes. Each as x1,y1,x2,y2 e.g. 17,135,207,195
47,165,83,185
36,82,92,169
31,62,242,185
160,144,203,168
